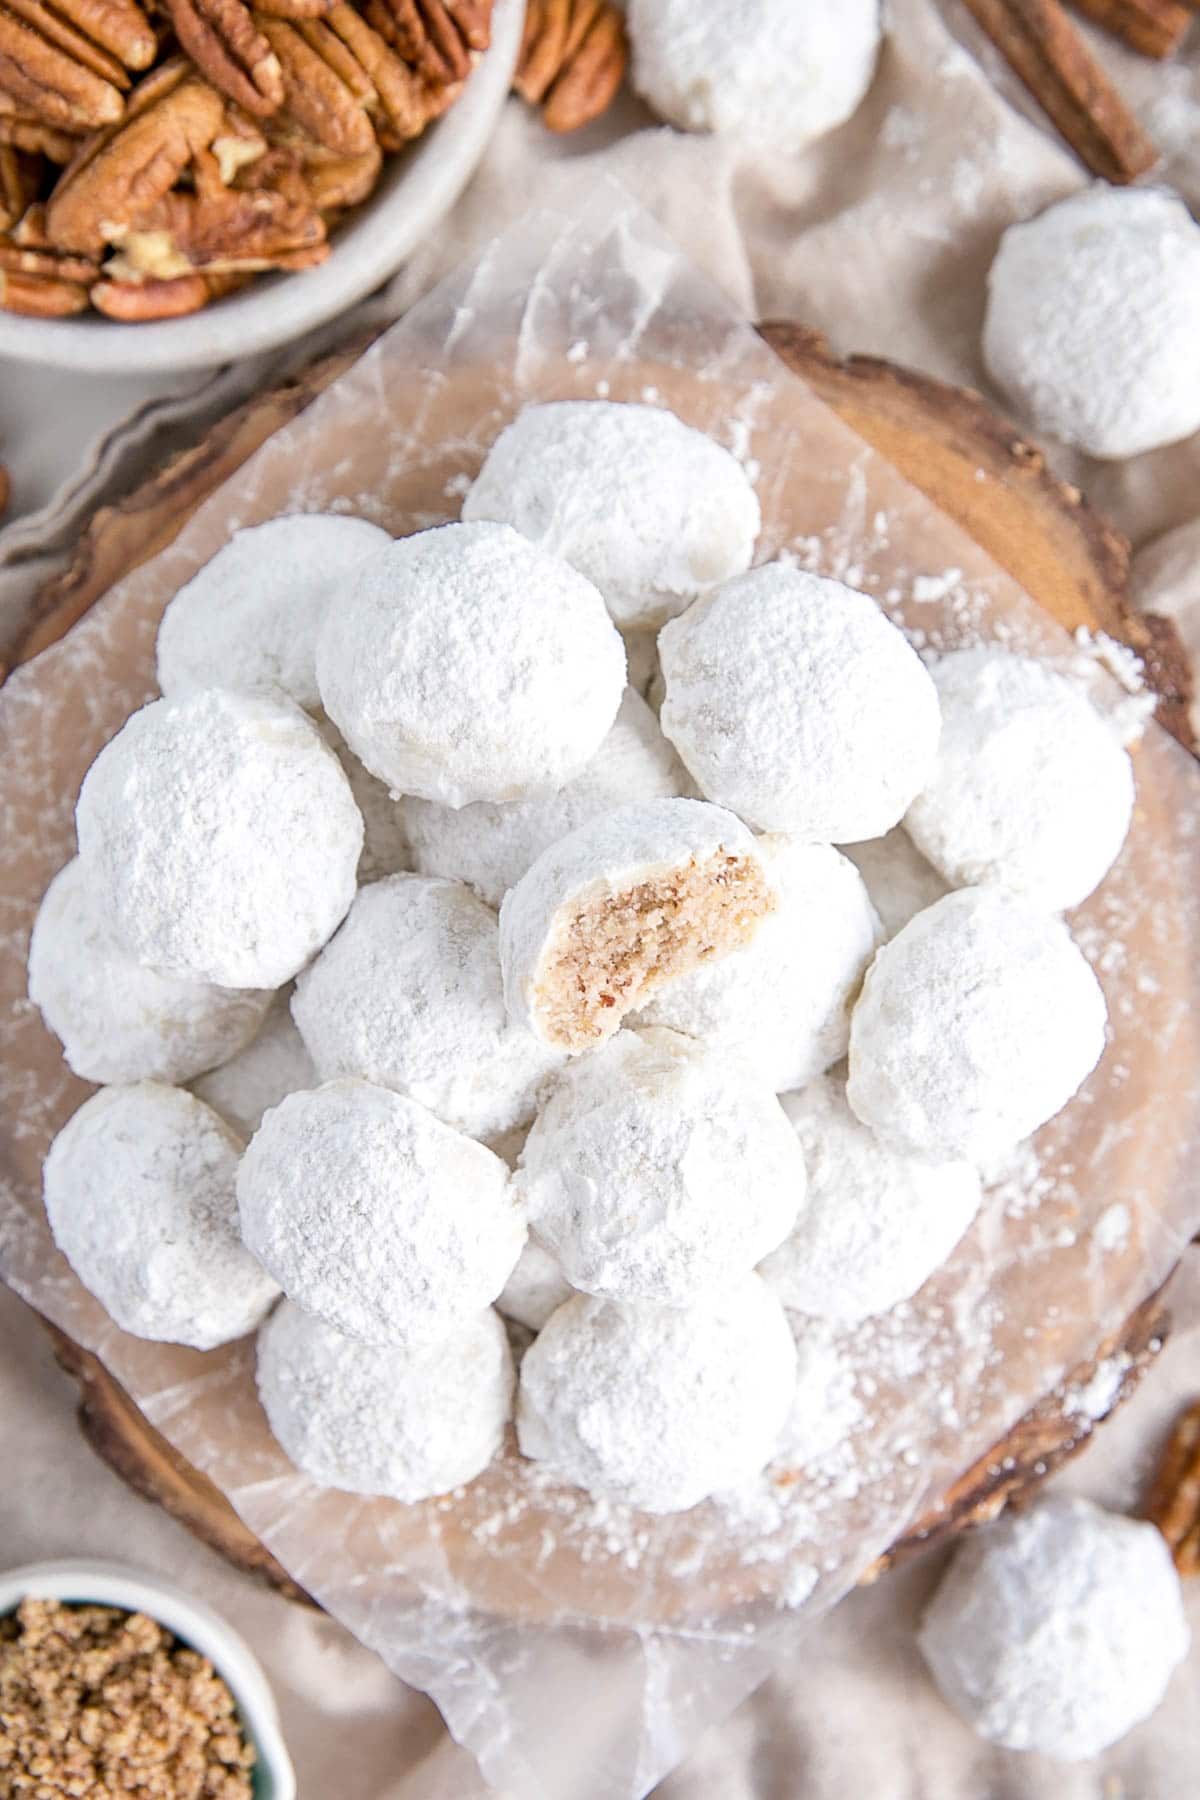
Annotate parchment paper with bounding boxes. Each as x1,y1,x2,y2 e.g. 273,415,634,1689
3,197,1200,1799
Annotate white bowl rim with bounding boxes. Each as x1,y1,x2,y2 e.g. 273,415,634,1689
0,0,523,375
0,1556,296,1800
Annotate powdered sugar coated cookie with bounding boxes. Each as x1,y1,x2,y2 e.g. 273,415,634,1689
659,565,940,838
43,1083,279,1350
156,515,391,712
637,837,882,1092
517,1275,797,1513
257,1301,514,1502
29,857,271,1086
192,992,317,1140
518,1027,803,1305
759,1076,981,1322
984,187,1200,459
905,649,1135,912
316,521,625,805
920,1495,1189,1759
628,0,881,153
291,874,564,1142
497,1241,574,1333
236,1078,524,1348
462,401,760,629
499,797,777,1052
75,688,362,989
848,889,1108,1163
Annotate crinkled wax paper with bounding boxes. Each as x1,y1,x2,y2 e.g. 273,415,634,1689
3,197,1200,1799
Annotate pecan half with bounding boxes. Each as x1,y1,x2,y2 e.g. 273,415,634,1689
300,136,379,209
114,137,327,272
164,0,283,116
516,0,625,131
0,198,96,310
1144,1396,1200,1575
45,58,224,254
254,0,336,16
256,10,374,153
0,105,79,158
91,264,248,315
324,4,428,137
367,0,489,84
0,0,127,131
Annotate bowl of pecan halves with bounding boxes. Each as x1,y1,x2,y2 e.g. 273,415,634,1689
0,0,629,370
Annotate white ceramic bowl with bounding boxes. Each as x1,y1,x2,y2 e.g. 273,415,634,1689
0,1557,296,1799
0,0,523,374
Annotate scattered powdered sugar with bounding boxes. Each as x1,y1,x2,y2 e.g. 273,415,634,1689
774,1314,866,1467
155,514,391,713
403,690,691,909
848,890,1108,1164
983,187,1200,460
236,1078,524,1348
518,1028,803,1305
496,1240,574,1333
636,837,882,1092
905,649,1135,912
841,826,949,940
75,688,362,990
659,565,941,839
1093,1202,1131,1255
626,0,880,153
42,1083,279,1350
291,874,564,1142
516,1276,797,1513
461,401,760,630
1062,1354,1130,1424
759,1077,981,1324
28,857,271,1087
191,992,316,1140
918,1496,1190,1759
315,521,626,806
256,1301,514,1502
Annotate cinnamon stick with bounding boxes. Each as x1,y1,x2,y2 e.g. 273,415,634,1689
1070,0,1191,57
962,0,1159,183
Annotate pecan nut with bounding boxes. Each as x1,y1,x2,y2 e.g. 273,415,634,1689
516,0,625,132
0,198,96,311
368,0,488,83
110,138,328,273
298,136,379,210
256,10,374,153
0,140,38,228
0,103,79,159
91,265,247,316
45,59,225,254
164,0,283,117
0,0,125,131
1144,1396,1200,1575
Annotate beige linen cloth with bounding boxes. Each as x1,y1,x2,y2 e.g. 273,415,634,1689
4,2,1200,1793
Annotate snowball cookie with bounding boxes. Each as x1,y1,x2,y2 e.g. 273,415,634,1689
848,889,1108,1163
497,1241,574,1333
192,993,316,1140
156,515,391,712
919,1495,1189,1760
518,1028,802,1304
517,1276,797,1513
659,565,940,839
316,521,625,805
906,650,1135,913
403,689,691,908
237,1079,524,1348
842,827,949,941
499,797,776,1053
461,402,760,630
43,1083,279,1350
984,186,1200,460
75,688,362,990
28,857,271,1086
257,1301,514,1502
637,838,882,1093
759,1077,981,1322
291,874,563,1142
628,0,880,154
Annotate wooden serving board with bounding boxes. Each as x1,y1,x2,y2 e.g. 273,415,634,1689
8,321,1195,1606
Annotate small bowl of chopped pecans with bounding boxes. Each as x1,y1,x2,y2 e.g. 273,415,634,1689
0,1558,296,1798
0,0,526,372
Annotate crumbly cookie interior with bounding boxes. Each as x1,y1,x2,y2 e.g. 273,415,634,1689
537,851,776,1051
